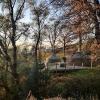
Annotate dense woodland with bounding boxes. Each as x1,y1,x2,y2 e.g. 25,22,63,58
0,0,100,100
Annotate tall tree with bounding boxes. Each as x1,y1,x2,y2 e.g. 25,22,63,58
94,0,100,44
27,1,49,99
0,0,29,99
29,0,49,61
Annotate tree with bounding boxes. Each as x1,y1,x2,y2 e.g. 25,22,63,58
0,0,29,99
45,20,60,54
29,0,49,61
59,24,75,57
94,0,100,44
27,1,49,99
50,0,100,44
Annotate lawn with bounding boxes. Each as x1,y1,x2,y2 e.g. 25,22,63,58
66,67,100,78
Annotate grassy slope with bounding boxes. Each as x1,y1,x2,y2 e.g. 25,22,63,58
66,67,100,78
47,67,100,98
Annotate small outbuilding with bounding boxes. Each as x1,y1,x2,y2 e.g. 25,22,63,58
71,52,91,66
45,54,61,69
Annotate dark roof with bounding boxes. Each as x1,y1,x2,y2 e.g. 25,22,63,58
72,52,84,59
47,54,61,63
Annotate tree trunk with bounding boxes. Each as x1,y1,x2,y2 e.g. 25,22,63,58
95,12,100,44
79,33,82,52
32,15,41,99
64,37,66,57
95,0,100,44
53,45,56,54
9,1,20,99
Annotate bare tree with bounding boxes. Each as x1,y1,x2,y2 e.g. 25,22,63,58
59,24,75,57
45,21,60,54
29,1,49,61
27,1,49,99
0,0,29,99
94,0,100,44
50,0,100,44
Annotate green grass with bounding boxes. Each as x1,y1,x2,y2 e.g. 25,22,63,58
65,67,100,78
